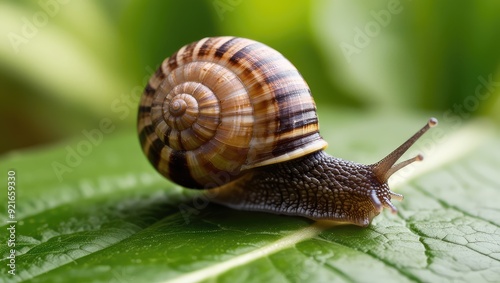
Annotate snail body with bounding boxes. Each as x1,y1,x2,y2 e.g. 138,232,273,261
138,36,436,227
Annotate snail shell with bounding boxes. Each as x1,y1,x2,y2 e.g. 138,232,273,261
138,36,327,188
138,36,437,227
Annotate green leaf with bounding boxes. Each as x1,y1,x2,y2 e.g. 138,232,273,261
1,112,499,283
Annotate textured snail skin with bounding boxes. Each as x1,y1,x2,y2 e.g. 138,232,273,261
209,151,391,227
138,36,436,227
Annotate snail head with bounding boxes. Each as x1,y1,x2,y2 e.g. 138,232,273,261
369,118,438,214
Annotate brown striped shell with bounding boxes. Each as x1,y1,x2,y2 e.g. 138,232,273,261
137,36,327,189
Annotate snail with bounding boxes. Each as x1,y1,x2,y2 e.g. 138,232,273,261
137,36,437,227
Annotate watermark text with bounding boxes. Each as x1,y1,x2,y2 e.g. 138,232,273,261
6,170,17,276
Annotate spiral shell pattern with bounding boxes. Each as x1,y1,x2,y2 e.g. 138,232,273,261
138,37,327,189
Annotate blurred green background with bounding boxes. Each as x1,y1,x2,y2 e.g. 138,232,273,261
1,0,500,154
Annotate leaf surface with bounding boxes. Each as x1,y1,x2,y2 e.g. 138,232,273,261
1,112,499,283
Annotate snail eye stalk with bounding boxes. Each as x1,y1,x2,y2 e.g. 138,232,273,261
371,118,437,184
